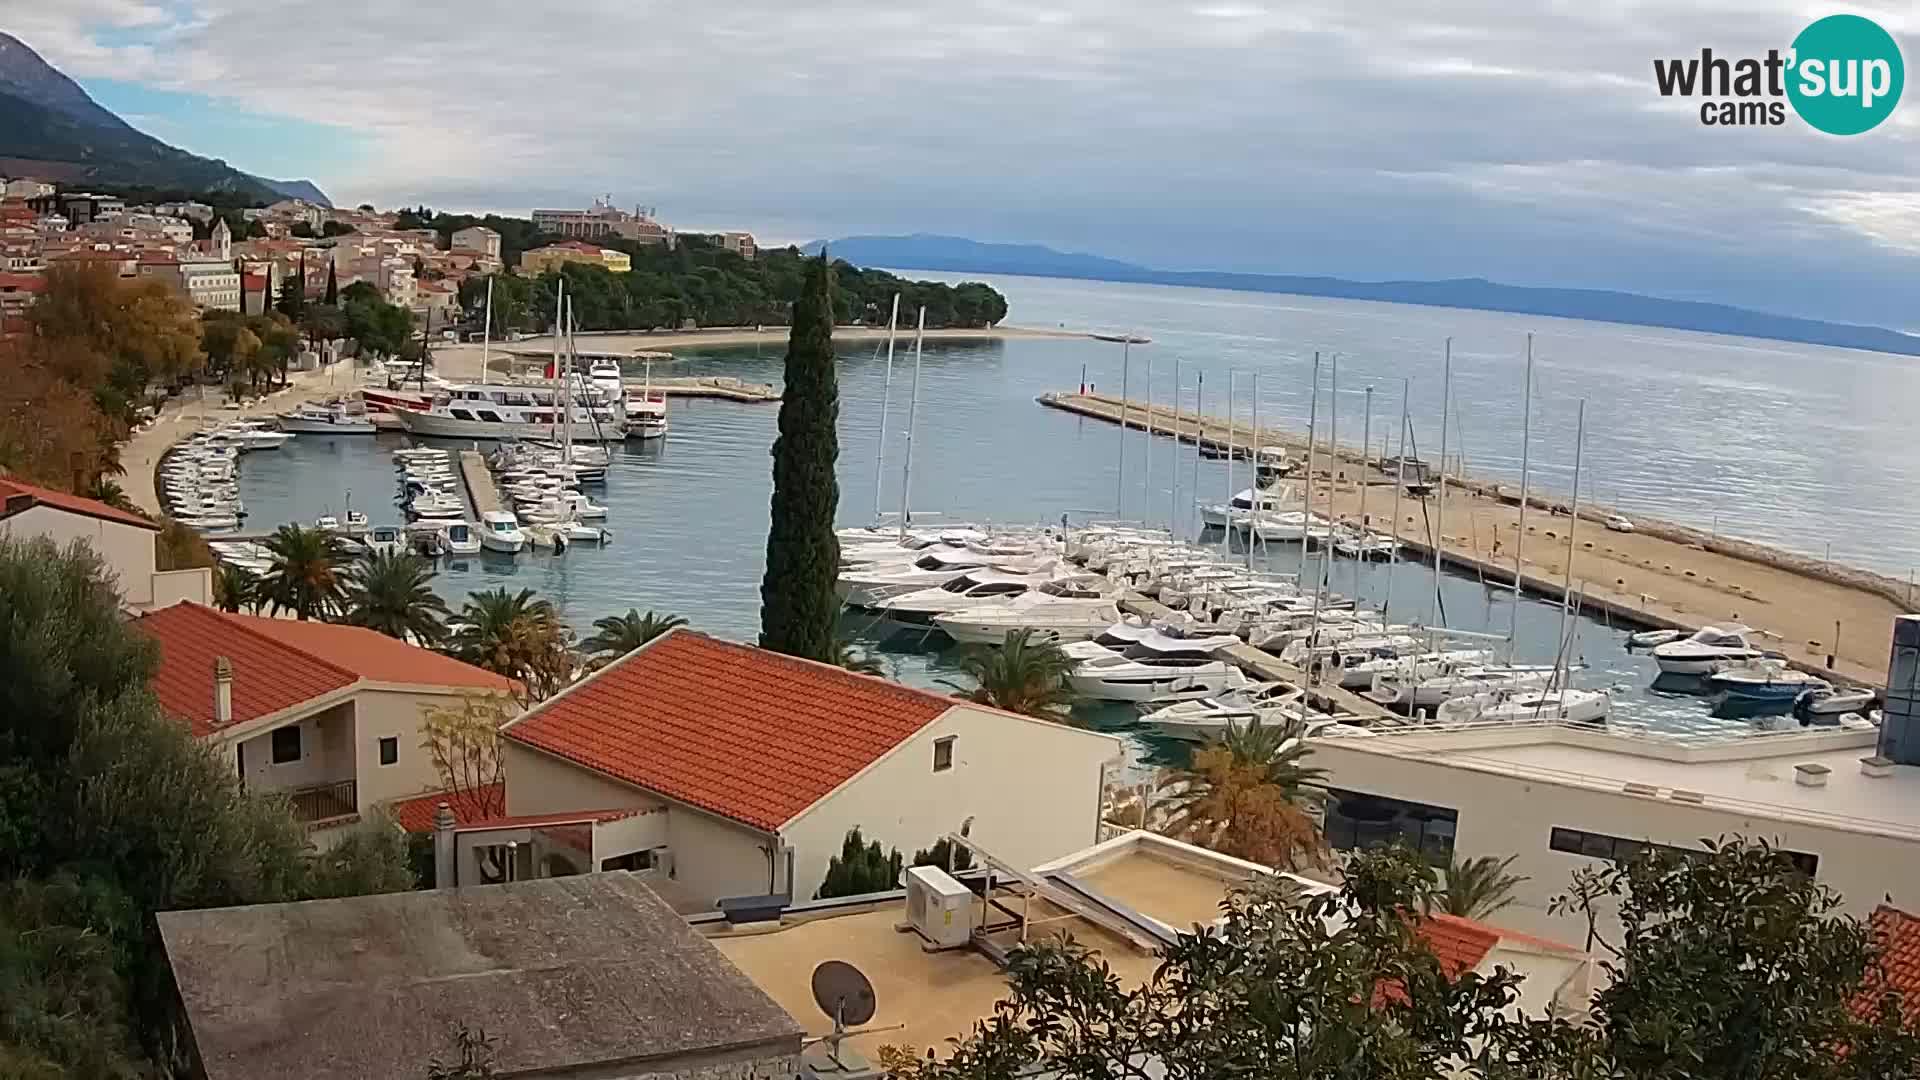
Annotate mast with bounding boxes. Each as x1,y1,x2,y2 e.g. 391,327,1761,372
1382,379,1409,625
1327,352,1338,577
1433,338,1451,631
1143,348,1154,527
562,297,575,461
1169,359,1181,531
1510,333,1535,658
1297,353,1319,581
1221,372,1234,555
1115,337,1131,519
897,306,926,539
1247,373,1259,572
1357,384,1372,604
1553,399,1588,689
874,293,900,521
549,280,565,442
481,276,494,376
1190,372,1203,531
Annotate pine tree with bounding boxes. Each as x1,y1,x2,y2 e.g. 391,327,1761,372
757,252,841,662
323,258,338,305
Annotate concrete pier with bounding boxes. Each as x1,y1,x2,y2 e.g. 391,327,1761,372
459,450,500,517
1048,390,1903,686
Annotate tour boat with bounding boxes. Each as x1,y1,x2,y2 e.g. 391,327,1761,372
931,577,1123,645
1651,625,1764,674
1063,624,1249,703
277,399,377,434
393,380,627,440
479,510,527,554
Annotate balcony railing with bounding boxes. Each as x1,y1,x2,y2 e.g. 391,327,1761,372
287,779,358,824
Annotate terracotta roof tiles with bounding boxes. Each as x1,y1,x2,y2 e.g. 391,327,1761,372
1861,904,1920,1023
0,476,156,530
1416,914,1504,978
503,630,954,831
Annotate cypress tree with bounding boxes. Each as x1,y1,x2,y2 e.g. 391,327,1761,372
758,253,841,661
323,257,338,305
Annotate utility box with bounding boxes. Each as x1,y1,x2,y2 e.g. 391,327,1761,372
902,865,975,949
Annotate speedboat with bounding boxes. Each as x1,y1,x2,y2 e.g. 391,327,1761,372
1139,683,1310,742
931,576,1121,645
364,525,405,557
839,548,1044,608
1792,685,1878,724
440,520,482,556
1708,659,1829,718
479,510,526,554
1651,625,1764,674
1064,623,1249,703
1437,687,1611,725
342,509,371,537
1200,486,1298,529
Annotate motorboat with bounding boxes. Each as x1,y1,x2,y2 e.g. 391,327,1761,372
1708,659,1829,717
278,398,377,434
931,576,1121,644
1651,625,1764,674
1303,643,1484,691
392,380,627,441
364,525,405,557
876,567,1062,626
1139,683,1311,742
409,493,467,519
1437,687,1611,725
217,421,294,451
439,520,483,556
839,548,1046,608
555,518,611,544
1064,623,1249,703
1367,662,1559,712
1625,628,1685,650
625,387,669,439
478,510,527,554
342,509,371,537
1201,485,1298,529
1792,685,1879,724
1330,527,1401,560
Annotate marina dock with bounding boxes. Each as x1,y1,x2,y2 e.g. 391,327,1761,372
1043,391,1905,686
459,450,501,516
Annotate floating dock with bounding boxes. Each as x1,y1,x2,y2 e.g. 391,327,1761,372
1047,391,1903,687
458,450,500,517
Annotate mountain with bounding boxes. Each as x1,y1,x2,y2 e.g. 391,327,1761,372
822,233,1920,358
0,33,330,206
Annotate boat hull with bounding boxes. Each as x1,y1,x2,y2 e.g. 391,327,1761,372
1067,665,1246,703
277,416,378,435
394,410,624,442
932,618,1107,646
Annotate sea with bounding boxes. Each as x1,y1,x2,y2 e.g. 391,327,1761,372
224,272,1915,763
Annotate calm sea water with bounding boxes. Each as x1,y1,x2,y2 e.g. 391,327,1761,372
230,275,1912,758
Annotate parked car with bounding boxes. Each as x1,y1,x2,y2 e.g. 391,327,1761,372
1605,515,1635,533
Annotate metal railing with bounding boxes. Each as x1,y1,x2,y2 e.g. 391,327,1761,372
287,778,358,824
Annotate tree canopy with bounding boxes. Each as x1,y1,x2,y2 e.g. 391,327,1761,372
758,254,841,662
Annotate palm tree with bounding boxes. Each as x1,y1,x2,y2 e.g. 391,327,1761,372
1158,717,1328,870
580,609,686,667
341,551,450,644
214,562,260,614
85,477,138,515
449,588,576,701
1429,852,1528,920
260,524,346,620
947,628,1078,721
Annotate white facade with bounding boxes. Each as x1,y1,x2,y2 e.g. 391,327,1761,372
0,501,210,612
1310,723,1920,940
179,260,241,312
451,226,501,259
4,178,55,199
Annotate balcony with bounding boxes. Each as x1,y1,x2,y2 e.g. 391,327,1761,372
287,779,358,825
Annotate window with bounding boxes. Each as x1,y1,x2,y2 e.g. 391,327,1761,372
1548,826,1818,876
379,737,398,766
270,725,302,764
476,410,502,423
1324,788,1457,864
933,736,956,773
600,849,654,872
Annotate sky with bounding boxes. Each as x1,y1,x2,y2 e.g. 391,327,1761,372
10,0,1920,327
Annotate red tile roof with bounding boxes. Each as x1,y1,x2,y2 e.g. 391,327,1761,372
0,272,44,291
503,630,955,832
1416,914,1503,978
0,476,156,530
132,603,511,737
1860,904,1920,1024
388,783,647,834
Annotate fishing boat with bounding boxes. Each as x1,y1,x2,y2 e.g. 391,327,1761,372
1651,625,1764,674
478,510,527,554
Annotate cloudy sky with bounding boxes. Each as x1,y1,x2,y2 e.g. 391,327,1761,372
12,1,1920,325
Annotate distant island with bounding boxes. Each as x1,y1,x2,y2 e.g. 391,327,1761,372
818,234,1920,358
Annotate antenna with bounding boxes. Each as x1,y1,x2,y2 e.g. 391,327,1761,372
802,961,894,1077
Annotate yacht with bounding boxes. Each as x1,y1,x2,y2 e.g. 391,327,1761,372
1063,623,1249,703
625,388,669,439
932,577,1122,645
277,398,377,434
1651,625,1764,674
479,510,527,554
439,520,483,556
1366,663,1559,712
839,547,1048,608
1200,485,1297,529
364,525,405,557
1304,641,1482,690
1436,687,1611,725
876,567,1061,626
1138,683,1310,742
393,380,627,440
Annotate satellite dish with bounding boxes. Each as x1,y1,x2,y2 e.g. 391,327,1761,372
811,960,877,1028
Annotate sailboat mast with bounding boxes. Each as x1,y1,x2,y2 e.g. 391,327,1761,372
1247,373,1259,571
897,306,926,539
1169,359,1181,531
1143,349,1154,527
1357,384,1371,604
1553,399,1588,689
1191,371,1203,530
1383,379,1409,624
1510,333,1534,658
1221,373,1234,556
1433,338,1451,631
481,276,494,376
1115,337,1131,519
874,293,900,521
1297,353,1319,581
1327,352,1338,578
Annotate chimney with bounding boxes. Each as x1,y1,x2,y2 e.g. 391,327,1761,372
1861,755,1894,779
213,656,233,727
1794,762,1831,789
432,802,457,888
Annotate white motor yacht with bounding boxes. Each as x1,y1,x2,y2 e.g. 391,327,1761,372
1367,663,1559,712
1652,625,1765,674
409,493,467,519
439,520,483,556
1200,485,1297,529
839,547,1042,608
876,567,1063,626
1064,624,1250,703
1437,687,1611,725
479,510,527,553
364,525,405,557
931,576,1121,644
1138,683,1310,742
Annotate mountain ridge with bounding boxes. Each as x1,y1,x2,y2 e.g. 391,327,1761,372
0,33,331,207
817,233,1920,358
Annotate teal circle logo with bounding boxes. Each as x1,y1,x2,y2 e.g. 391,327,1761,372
1787,14,1904,135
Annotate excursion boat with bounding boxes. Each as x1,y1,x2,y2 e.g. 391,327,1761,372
1063,622,1249,703
478,510,527,554
392,381,627,441
931,577,1122,645
1651,625,1765,674
277,398,377,434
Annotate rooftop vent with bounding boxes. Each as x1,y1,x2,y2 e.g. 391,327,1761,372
1621,782,1660,797
1794,762,1831,788
1669,789,1706,804
1861,755,1895,779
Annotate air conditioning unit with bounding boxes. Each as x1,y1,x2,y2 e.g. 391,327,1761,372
903,865,974,949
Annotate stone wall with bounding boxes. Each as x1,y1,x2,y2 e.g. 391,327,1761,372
614,1052,799,1080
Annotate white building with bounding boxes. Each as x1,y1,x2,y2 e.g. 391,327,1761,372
1309,716,1920,940
493,629,1127,907
532,198,673,246
4,178,55,199
0,478,209,612
178,259,242,312
450,225,500,259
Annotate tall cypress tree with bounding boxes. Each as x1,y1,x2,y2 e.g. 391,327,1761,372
323,258,339,305
758,253,841,662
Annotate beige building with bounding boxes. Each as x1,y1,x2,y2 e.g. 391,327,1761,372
450,224,501,259
720,231,758,259
496,629,1127,907
520,240,631,275
532,198,673,246
0,478,209,611
132,603,514,846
